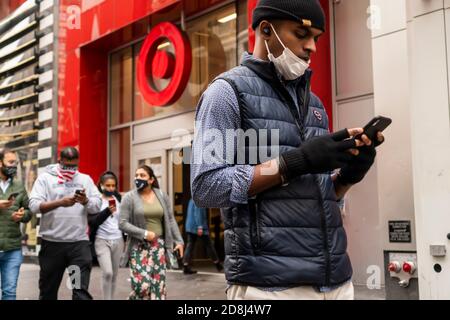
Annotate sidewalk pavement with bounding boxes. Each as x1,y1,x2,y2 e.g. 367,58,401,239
16,263,385,300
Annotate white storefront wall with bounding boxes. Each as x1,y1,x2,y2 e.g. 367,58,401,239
333,0,450,299
130,0,450,299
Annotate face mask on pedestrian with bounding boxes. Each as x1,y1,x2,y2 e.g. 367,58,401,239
135,179,149,191
265,24,310,80
59,163,78,172
101,188,115,197
1,162,17,178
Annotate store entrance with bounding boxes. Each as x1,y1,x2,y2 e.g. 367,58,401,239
133,143,225,265
169,148,225,264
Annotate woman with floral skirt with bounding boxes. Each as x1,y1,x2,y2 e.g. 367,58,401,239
119,165,184,300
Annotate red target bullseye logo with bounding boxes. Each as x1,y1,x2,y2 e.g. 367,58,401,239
137,22,192,106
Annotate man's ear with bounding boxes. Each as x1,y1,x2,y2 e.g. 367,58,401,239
259,20,272,39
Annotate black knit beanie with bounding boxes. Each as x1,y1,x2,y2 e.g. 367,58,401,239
252,0,326,32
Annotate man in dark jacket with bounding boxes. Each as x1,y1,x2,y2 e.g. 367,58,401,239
0,148,31,300
191,0,385,300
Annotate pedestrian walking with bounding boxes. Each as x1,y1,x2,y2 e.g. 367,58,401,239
29,147,102,300
0,148,31,300
191,0,385,300
182,198,223,274
88,171,124,300
119,165,184,300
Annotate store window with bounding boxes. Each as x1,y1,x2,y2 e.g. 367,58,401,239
237,0,250,57
181,4,237,110
110,127,131,191
110,47,133,127
133,4,237,120
109,3,239,192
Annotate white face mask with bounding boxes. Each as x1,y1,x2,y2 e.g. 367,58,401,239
265,24,310,80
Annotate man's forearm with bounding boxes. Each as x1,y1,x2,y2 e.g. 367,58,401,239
39,200,62,214
248,159,283,198
248,160,354,200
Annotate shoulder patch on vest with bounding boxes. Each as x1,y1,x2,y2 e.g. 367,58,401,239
313,110,323,122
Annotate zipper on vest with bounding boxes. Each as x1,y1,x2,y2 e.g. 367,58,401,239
255,200,261,250
249,198,261,253
282,76,332,285
299,76,331,286
268,76,306,142
301,79,311,123
314,176,331,287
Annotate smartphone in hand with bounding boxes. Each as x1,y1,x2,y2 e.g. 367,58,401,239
75,189,85,196
8,193,19,201
355,116,392,142
108,199,116,207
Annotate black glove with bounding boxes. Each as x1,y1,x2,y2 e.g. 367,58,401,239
280,129,356,181
338,145,376,186
338,130,386,185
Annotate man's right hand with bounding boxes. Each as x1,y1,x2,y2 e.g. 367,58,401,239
59,196,77,208
280,128,364,181
0,200,14,209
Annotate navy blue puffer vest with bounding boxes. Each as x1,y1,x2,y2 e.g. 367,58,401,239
217,54,352,288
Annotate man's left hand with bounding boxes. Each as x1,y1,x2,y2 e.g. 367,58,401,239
338,132,385,186
74,189,89,205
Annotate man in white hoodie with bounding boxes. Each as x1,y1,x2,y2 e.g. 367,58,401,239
29,147,102,300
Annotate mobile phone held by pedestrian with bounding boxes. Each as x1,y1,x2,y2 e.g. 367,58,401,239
109,198,116,207
74,189,88,205
355,116,392,144
8,192,19,201
108,198,116,217
75,189,85,196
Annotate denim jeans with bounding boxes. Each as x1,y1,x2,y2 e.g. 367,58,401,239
0,249,23,300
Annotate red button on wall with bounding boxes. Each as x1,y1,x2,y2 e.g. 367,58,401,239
388,261,401,273
403,262,416,274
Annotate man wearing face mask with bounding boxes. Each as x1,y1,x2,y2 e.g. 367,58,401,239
191,0,385,300
29,147,102,300
0,148,31,300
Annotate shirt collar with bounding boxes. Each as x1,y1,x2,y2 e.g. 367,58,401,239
0,178,11,185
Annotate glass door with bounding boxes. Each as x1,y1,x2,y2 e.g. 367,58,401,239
168,145,225,262
133,148,167,194
168,147,192,238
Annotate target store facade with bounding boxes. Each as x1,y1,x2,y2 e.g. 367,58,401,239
54,0,333,190
54,0,331,270
5,0,450,299
53,0,332,273
56,0,333,268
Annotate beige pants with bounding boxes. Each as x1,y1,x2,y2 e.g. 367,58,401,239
227,281,354,300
